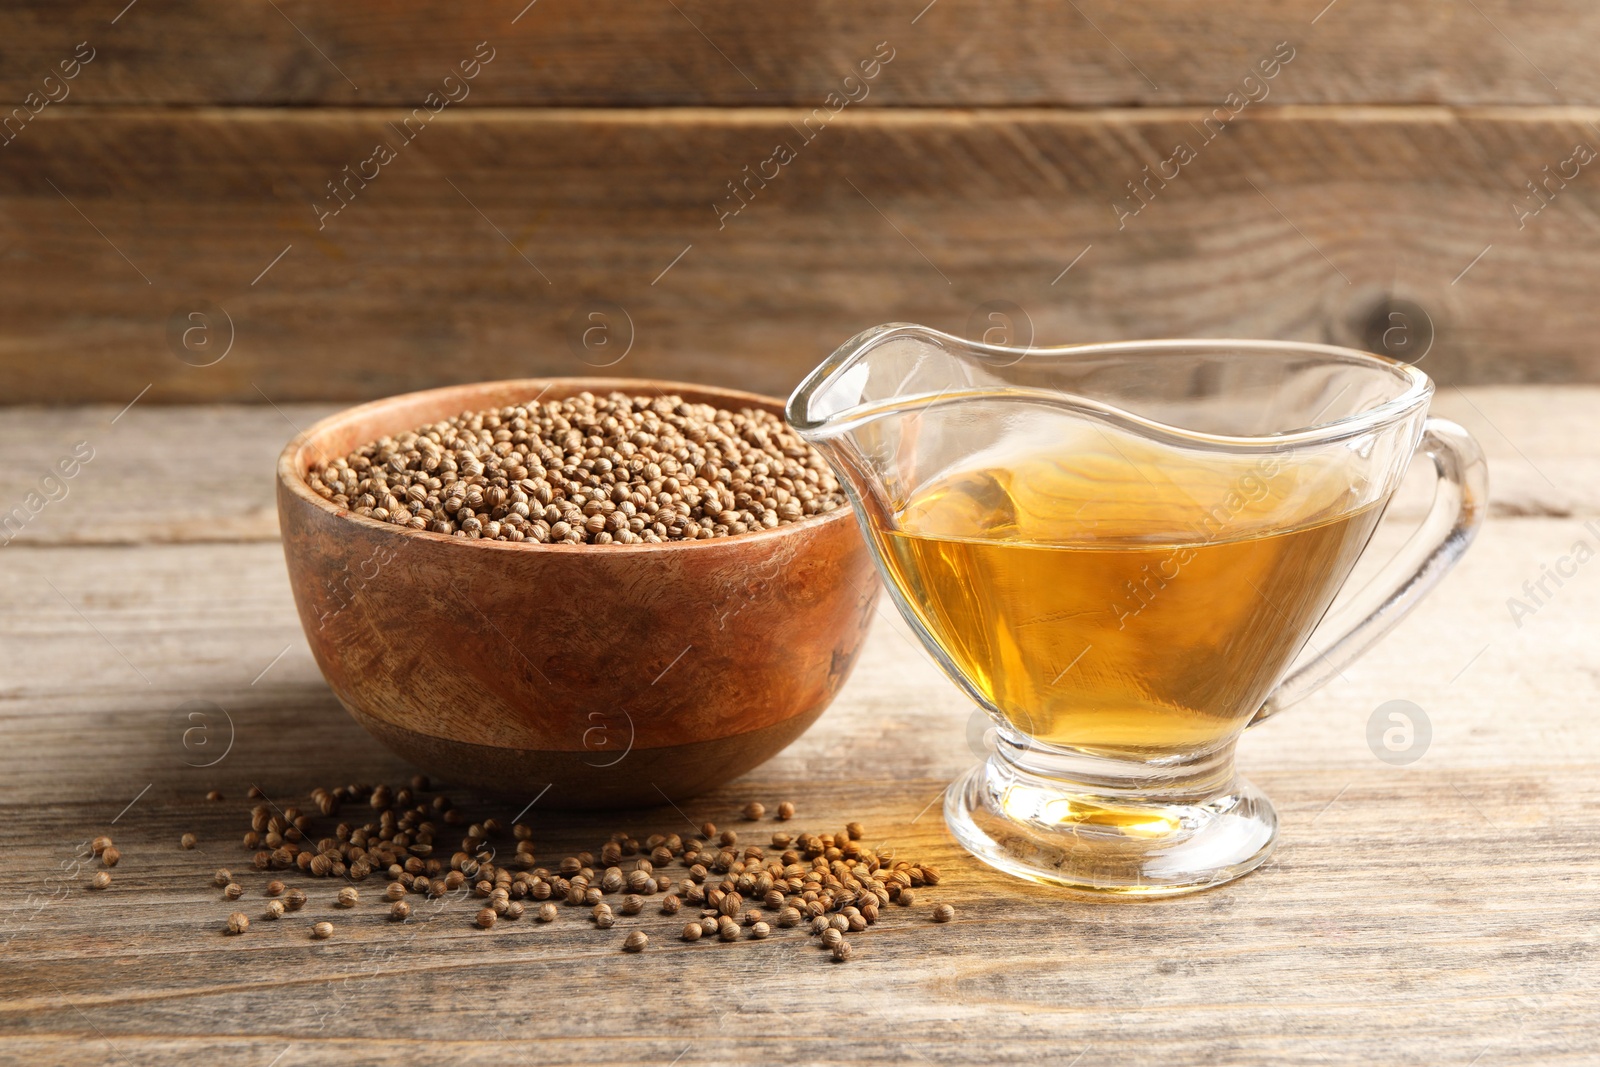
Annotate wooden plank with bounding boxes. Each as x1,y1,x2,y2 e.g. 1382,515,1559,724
3,107,1600,405
0,498,1597,1064
0,388,1588,551
0,0,1591,108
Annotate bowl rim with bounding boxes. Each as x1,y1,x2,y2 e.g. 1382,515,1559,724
275,377,855,553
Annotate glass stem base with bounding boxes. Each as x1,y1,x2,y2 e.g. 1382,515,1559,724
944,739,1277,897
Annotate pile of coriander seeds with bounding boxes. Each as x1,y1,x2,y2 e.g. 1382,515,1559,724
306,392,848,544
179,780,952,960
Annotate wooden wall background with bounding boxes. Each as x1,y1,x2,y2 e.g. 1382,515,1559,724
1,0,1597,404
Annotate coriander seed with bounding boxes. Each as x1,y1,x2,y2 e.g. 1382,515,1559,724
101,847,121,868
284,888,307,911
91,835,113,856
749,921,771,940
312,921,333,939
660,895,681,915
390,901,411,922
223,883,243,900
505,901,525,920
90,871,111,890
742,802,765,821
537,903,558,922
776,906,802,928
898,889,915,907
933,903,955,923
832,940,852,963
180,833,197,850
821,927,844,950
384,882,406,902
226,912,249,935
777,801,795,820
264,900,285,920
265,880,285,897
206,790,224,802
681,922,703,942
622,930,649,953
475,908,497,929
212,868,231,887
337,887,358,907
310,393,845,544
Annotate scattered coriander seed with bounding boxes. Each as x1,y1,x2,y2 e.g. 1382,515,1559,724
265,881,285,897
700,822,717,839
718,918,740,942
623,930,649,952
337,887,359,907
90,871,111,891
212,868,231,887
620,894,644,916
206,790,224,802
312,921,334,939
777,801,795,820
284,888,307,912
100,847,121,868
91,835,113,856
832,940,852,963
821,927,844,950
264,900,285,920
660,895,681,915
537,903,558,923
933,903,955,923
506,901,525,920
776,906,802,928
384,882,406,902
898,889,916,907
226,912,249,935
750,921,771,940
223,883,243,900
845,821,864,840
742,802,765,821
681,921,704,942
180,833,197,850
390,901,411,922
475,908,497,929
248,786,265,799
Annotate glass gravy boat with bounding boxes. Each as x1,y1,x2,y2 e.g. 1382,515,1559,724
787,325,1487,896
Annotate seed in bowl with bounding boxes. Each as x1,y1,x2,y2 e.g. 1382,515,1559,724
305,392,846,544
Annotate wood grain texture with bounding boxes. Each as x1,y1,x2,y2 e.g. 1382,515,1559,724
0,395,1598,1064
3,107,1600,405
0,387,1588,551
0,0,1593,107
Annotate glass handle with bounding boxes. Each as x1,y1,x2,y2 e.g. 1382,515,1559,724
1250,417,1489,726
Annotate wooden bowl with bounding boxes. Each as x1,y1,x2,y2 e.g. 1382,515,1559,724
276,379,879,808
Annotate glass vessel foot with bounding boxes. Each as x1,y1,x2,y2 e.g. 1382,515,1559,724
944,755,1277,897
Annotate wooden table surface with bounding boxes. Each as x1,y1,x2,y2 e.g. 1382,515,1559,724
1,387,1596,1066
